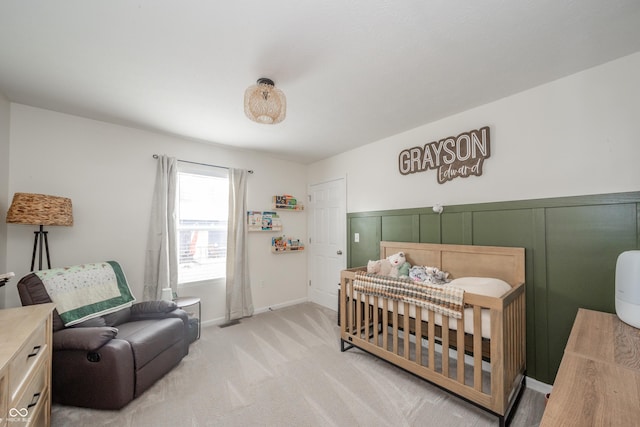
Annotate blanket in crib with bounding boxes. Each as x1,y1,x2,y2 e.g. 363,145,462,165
353,271,464,319
36,261,136,326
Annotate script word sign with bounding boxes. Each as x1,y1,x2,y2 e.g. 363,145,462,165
398,126,491,184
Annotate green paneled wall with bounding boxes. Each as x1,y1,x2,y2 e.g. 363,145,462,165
349,216,381,268
346,191,640,384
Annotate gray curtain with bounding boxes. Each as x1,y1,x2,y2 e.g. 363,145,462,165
143,155,178,301
225,168,253,321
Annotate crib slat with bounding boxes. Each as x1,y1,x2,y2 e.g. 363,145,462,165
347,281,354,335
507,301,515,383
356,291,362,338
363,293,370,342
457,319,465,383
392,300,399,355
404,303,410,359
428,310,435,369
473,305,482,391
519,293,525,369
415,308,422,365
382,298,389,350
442,316,450,376
373,296,379,345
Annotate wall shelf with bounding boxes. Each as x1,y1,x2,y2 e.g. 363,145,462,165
247,211,282,232
272,195,304,211
271,246,305,253
271,236,305,253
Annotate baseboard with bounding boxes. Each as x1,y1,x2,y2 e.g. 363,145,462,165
253,297,309,315
526,376,552,394
200,297,310,328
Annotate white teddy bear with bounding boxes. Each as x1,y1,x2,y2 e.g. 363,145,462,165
387,252,410,278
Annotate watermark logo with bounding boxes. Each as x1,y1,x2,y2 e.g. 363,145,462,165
8,407,30,423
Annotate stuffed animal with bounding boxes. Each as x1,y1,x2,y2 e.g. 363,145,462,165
367,259,392,276
367,260,381,274
424,266,451,284
409,266,429,282
398,262,411,278
409,265,451,284
387,251,411,278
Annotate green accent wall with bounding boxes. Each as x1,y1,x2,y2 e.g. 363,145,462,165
346,191,640,384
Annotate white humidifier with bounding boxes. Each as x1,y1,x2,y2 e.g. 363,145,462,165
615,250,640,328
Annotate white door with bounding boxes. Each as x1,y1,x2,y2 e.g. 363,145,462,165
308,177,346,310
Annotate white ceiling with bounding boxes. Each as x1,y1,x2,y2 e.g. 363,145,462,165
1,1,640,164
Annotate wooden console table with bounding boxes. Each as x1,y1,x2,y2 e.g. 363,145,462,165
540,308,640,426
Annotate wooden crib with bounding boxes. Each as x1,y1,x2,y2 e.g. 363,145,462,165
340,242,526,426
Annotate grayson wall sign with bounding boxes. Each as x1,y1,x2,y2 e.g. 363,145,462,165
398,126,491,184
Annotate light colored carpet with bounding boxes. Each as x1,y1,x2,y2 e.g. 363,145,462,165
51,302,545,426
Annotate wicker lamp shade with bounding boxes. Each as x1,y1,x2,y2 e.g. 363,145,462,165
244,78,286,124
6,193,73,226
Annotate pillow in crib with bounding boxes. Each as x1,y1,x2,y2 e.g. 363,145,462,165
448,277,512,298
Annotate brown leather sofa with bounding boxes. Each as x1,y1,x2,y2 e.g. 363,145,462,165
18,272,190,410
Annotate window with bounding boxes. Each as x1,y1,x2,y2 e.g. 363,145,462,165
177,163,229,284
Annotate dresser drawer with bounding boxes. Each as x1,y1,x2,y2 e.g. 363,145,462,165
26,393,48,427
8,323,46,402
10,359,46,426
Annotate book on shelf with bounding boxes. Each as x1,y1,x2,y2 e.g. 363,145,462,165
247,211,262,229
272,195,304,210
271,235,304,252
247,211,281,231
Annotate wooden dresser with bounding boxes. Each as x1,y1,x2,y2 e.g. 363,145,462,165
0,304,54,427
540,308,640,426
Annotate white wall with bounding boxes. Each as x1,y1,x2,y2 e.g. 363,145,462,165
0,91,9,307
5,104,308,322
308,52,640,213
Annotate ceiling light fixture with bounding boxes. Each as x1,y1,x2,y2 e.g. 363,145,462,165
244,78,286,124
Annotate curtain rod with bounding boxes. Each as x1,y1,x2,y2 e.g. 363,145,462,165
152,154,254,174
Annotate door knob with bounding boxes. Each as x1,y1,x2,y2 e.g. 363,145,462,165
337,250,343,255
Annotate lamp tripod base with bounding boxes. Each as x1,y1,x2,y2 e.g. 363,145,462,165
31,225,52,271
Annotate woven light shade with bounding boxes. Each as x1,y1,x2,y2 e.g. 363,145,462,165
244,78,286,124
6,193,73,226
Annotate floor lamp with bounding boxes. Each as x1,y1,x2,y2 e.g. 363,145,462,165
6,192,73,271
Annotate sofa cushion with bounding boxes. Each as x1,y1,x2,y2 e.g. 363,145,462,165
103,307,132,326
115,318,184,368
72,317,107,327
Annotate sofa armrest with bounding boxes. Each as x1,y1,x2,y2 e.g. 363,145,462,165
53,327,118,351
